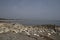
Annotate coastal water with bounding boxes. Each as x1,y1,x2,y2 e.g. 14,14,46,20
0,20,60,26
10,20,60,26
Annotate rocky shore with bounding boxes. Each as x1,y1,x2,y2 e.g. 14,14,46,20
0,23,60,40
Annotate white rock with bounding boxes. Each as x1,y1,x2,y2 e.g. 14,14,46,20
40,30,43,32
4,28,10,32
34,34,39,37
48,33,51,36
25,31,30,35
0,31,4,33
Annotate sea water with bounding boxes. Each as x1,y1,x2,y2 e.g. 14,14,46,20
0,20,60,26
13,20,60,26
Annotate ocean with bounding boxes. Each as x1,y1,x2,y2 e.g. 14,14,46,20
10,20,60,26
0,20,60,26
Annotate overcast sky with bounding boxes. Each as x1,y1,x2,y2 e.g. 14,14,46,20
0,0,60,20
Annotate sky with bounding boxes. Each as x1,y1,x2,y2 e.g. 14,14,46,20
0,0,60,20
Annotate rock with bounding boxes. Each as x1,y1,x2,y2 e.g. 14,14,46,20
0,23,60,40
